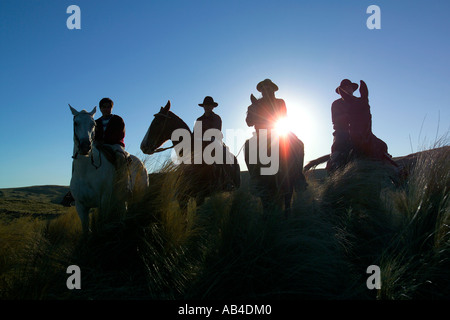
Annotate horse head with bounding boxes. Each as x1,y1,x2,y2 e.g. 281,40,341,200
141,100,190,155
246,94,260,127
70,104,97,156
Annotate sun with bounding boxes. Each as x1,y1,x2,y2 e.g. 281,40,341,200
273,95,319,141
274,116,291,136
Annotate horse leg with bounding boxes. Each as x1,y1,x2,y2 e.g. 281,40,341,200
75,202,90,234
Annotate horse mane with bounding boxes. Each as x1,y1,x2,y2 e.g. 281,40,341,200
167,110,192,133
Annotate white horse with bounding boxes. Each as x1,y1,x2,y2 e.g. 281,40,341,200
69,105,149,233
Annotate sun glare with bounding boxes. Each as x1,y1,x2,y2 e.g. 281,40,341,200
271,95,323,161
281,95,319,138
274,117,291,136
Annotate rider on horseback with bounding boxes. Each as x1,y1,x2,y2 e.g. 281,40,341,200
246,79,287,131
63,99,133,207
328,79,394,172
94,97,131,194
194,96,223,146
244,79,306,211
328,79,357,171
94,97,129,165
194,96,238,190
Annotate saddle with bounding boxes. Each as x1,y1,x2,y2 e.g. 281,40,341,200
95,142,131,169
95,142,134,196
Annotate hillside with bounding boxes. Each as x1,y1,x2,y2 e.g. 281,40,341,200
392,146,449,169
0,185,70,203
0,185,71,221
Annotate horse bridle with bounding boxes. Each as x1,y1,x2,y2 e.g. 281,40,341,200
149,112,175,154
72,115,102,169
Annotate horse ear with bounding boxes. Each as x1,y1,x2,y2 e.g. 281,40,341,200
89,106,97,116
163,100,171,112
250,94,257,104
69,104,78,116
359,80,369,100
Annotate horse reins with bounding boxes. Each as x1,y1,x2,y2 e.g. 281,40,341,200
149,112,175,154
72,114,102,170
152,145,175,153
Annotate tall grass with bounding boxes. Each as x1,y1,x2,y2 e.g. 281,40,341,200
0,146,448,299
377,146,450,299
0,209,81,299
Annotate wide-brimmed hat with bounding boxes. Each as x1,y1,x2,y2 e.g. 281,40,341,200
198,96,218,107
257,79,279,93
336,79,359,94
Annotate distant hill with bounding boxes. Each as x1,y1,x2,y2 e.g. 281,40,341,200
392,145,449,169
0,185,70,204
303,146,449,178
0,185,71,220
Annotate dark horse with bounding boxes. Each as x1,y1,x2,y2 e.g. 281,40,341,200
304,81,398,174
140,100,240,208
244,94,306,215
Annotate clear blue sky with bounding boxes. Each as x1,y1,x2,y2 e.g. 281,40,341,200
0,0,449,188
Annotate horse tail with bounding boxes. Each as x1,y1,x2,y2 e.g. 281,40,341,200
304,154,331,172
